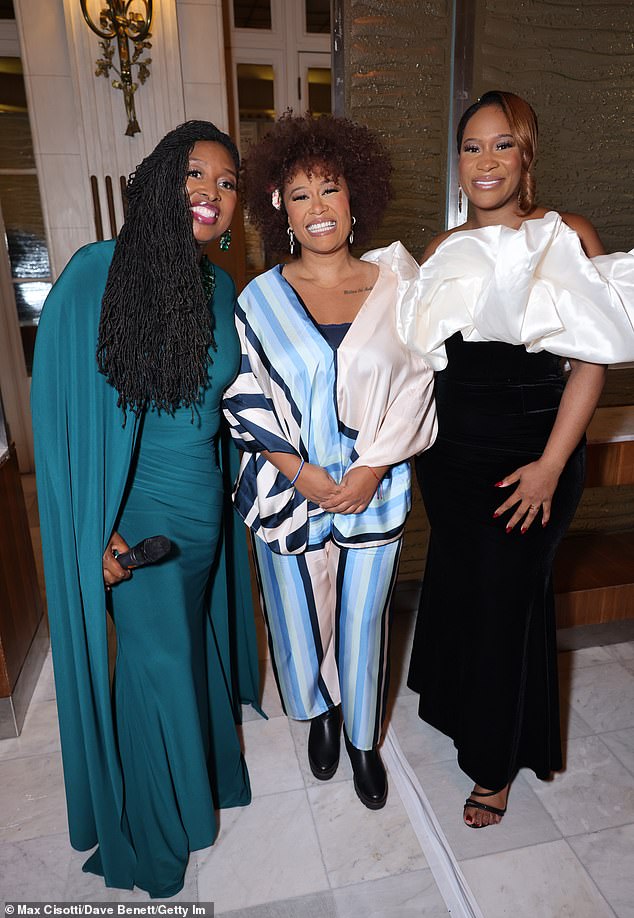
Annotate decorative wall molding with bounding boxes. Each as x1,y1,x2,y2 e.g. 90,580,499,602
61,0,186,237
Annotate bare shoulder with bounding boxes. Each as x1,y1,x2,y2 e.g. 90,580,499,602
420,227,461,264
559,211,606,257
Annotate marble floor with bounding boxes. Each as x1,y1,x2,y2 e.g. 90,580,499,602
3,478,634,915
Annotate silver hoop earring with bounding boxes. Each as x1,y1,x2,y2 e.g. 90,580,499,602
287,226,295,255
349,215,356,245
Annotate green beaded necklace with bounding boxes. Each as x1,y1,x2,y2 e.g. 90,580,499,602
200,255,216,303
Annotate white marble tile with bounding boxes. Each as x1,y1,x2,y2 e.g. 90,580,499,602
559,645,614,669
0,752,68,842
64,846,199,902
218,892,337,917
569,823,634,918
0,832,72,900
287,715,353,789
30,653,57,704
461,839,613,918
388,692,457,767
307,778,427,888
599,728,634,777
525,734,634,836
408,758,560,861
0,700,60,761
560,703,595,743
568,661,634,733
197,790,328,911
606,641,634,663
332,868,448,917
241,716,304,797
64,849,126,903
178,3,225,84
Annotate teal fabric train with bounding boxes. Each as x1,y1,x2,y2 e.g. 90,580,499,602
31,241,260,897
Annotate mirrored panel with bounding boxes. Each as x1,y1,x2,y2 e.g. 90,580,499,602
233,0,271,30
237,62,275,124
13,281,51,325
307,67,331,115
237,62,276,277
306,0,330,34
0,58,35,169
0,112,35,169
0,175,51,278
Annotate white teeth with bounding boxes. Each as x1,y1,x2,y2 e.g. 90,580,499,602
307,221,336,231
192,204,218,214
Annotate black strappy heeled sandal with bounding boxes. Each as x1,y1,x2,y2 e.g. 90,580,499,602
463,787,507,828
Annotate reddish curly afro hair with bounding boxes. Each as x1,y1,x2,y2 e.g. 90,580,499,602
241,112,393,256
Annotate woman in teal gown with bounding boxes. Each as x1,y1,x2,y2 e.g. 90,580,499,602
31,122,259,898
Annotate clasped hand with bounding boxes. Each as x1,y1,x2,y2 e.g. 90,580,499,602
296,464,380,515
493,458,562,533
102,530,132,587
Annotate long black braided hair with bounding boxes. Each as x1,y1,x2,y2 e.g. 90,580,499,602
96,120,240,415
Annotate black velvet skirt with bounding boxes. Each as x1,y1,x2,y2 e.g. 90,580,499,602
408,334,585,789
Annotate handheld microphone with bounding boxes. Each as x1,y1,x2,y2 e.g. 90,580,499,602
115,535,172,570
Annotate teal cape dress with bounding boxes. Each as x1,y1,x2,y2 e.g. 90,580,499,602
31,240,260,898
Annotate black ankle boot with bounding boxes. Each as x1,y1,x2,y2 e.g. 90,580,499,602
344,731,387,809
308,708,341,780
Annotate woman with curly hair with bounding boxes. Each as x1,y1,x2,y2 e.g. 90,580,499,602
31,121,259,896
402,91,633,827
223,113,437,809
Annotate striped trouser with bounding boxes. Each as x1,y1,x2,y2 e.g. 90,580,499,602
252,536,402,750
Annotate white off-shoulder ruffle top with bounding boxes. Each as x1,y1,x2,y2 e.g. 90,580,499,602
393,210,634,369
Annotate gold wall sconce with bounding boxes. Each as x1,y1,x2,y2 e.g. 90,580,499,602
79,0,153,136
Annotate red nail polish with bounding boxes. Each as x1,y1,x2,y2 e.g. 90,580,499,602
521,527,527,534
492,511,500,518
505,525,512,533
494,481,504,487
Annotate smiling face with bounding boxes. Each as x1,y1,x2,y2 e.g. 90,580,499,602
283,166,352,256
186,140,238,246
458,105,523,218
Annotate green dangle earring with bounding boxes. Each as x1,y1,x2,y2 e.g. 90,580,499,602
219,229,232,251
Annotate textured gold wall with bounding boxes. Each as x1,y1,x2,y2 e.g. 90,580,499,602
473,0,634,539
473,0,634,254
343,0,452,259
344,0,634,580
343,1,453,580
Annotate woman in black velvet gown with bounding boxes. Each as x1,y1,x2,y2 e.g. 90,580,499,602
407,91,608,827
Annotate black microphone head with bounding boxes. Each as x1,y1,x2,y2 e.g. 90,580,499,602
140,535,172,563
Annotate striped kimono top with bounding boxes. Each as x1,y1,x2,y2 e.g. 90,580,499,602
223,242,437,555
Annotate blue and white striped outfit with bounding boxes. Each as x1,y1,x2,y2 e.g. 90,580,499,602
223,242,437,748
